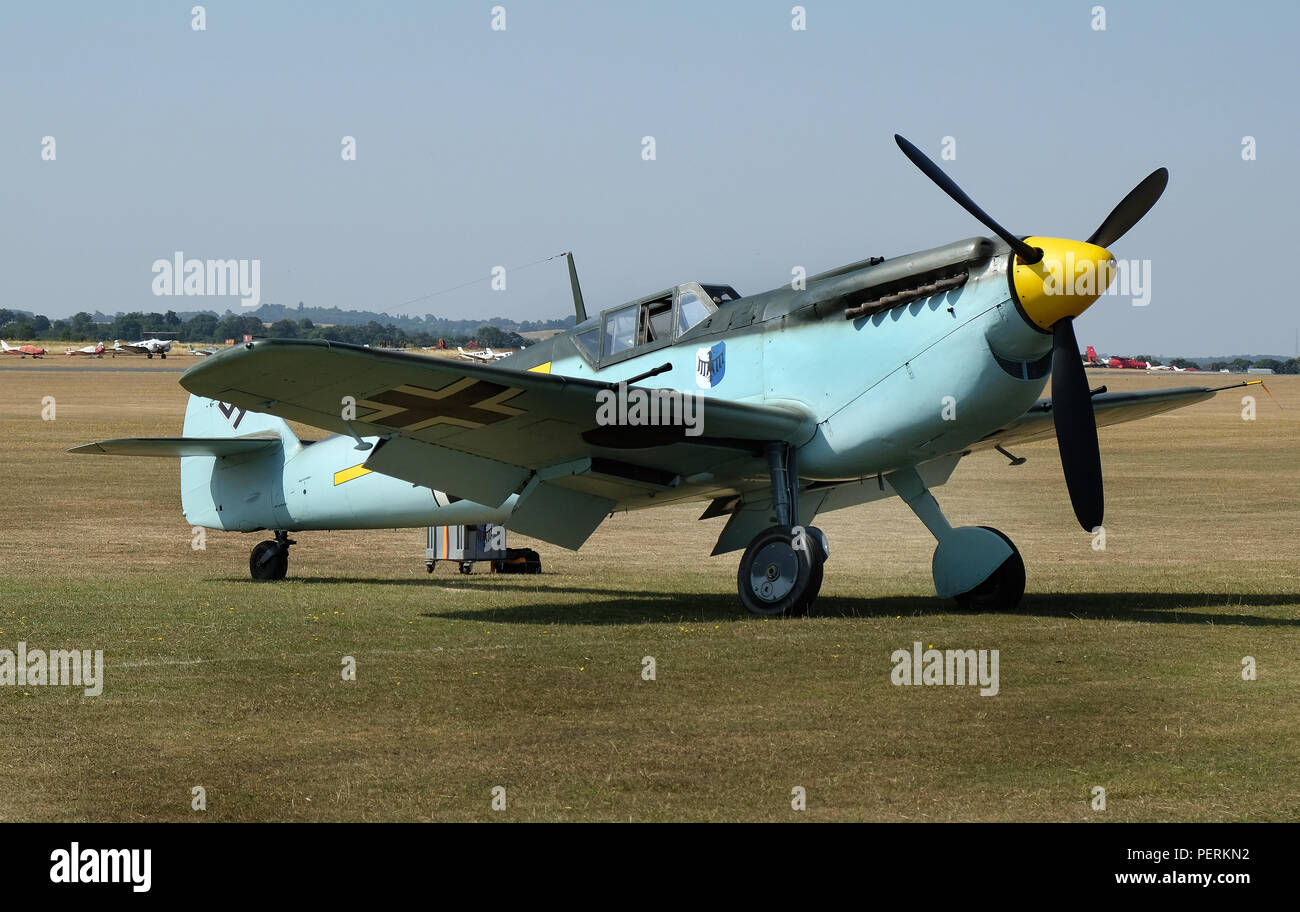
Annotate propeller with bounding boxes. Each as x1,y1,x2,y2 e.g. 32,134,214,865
1086,168,1169,249
1049,317,1103,530
894,135,1043,264
893,134,1168,531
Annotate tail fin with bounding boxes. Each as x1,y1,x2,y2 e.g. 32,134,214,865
179,396,300,530
182,395,300,451
1085,345,1097,361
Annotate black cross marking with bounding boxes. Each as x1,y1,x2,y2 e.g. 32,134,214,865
358,379,524,430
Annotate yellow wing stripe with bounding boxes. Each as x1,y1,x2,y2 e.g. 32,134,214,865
528,362,552,373
333,464,372,486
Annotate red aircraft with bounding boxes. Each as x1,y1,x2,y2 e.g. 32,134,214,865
1,339,47,358
1085,346,1149,369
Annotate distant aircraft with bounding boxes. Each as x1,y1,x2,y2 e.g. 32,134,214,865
114,338,173,359
187,345,218,357
1085,346,1152,369
66,341,106,357
1,340,47,358
457,346,510,362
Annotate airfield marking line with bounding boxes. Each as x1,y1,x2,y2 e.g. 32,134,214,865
108,644,533,669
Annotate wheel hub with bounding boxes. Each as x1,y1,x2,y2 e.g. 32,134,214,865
750,541,798,603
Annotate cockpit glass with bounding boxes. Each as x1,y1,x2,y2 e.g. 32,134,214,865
647,303,673,341
676,291,713,335
574,324,600,358
603,304,639,356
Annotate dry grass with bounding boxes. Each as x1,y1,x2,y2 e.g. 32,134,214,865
0,362,1296,821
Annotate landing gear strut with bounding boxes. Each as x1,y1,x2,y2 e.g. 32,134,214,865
737,443,828,617
250,531,295,581
887,467,1025,610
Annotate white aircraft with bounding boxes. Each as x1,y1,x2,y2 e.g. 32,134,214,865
114,338,173,359
457,346,510,362
187,345,219,357
65,341,106,357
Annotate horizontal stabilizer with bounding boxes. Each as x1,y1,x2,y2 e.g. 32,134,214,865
69,436,280,457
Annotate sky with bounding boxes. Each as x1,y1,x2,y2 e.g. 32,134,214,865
1,0,1296,355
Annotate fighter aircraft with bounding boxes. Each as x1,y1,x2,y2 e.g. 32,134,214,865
1,340,47,358
114,338,173,359
66,341,106,357
72,136,1257,615
187,345,219,357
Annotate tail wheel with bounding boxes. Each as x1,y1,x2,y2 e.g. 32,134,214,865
250,540,288,581
953,526,1025,611
737,525,821,617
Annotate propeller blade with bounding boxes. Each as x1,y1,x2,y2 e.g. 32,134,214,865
894,134,1042,263
1050,317,1104,531
1086,167,1169,249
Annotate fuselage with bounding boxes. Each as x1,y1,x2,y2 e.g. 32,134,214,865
509,240,1051,485
185,236,1059,533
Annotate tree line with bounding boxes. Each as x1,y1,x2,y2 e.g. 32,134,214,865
0,308,537,350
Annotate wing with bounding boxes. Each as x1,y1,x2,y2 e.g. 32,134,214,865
179,339,815,549
70,437,281,457
971,385,1230,451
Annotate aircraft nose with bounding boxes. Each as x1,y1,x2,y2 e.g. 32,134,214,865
1010,237,1116,331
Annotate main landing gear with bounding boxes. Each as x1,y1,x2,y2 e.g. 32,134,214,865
886,466,1025,611
250,530,295,581
737,443,828,617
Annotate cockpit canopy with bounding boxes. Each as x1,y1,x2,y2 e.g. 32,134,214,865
574,282,741,364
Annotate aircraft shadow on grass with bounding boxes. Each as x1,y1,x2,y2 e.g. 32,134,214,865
417,584,1300,628
206,576,1300,627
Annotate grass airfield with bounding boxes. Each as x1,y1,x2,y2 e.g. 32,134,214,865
0,357,1297,821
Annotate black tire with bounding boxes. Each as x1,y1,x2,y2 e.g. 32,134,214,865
458,562,474,575
800,526,828,610
737,525,817,617
521,548,542,574
250,540,288,581
953,526,1025,611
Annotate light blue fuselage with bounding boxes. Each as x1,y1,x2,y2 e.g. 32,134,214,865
181,249,1051,533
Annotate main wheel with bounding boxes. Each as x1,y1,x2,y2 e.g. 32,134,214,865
737,525,819,617
953,527,1025,611
250,540,288,581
